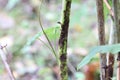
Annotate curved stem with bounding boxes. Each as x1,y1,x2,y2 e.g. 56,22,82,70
38,0,59,64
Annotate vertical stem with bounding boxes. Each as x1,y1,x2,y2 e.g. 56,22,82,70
106,53,114,80
113,0,120,80
96,0,107,80
59,0,72,80
117,54,120,80
106,17,116,80
0,46,15,80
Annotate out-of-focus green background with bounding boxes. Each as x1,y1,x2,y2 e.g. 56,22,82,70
0,0,109,80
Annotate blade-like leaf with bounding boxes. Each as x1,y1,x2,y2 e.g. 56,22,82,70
77,44,120,70
77,46,99,70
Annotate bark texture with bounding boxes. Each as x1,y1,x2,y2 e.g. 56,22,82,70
58,0,72,80
96,0,106,80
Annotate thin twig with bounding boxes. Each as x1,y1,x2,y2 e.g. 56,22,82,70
0,45,15,80
103,0,114,17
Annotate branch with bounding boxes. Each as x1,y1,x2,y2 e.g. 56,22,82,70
0,45,15,80
103,0,114,19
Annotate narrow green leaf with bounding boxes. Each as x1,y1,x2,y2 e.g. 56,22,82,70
77,46,100,70
77,44,120,70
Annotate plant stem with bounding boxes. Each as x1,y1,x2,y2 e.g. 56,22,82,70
0,45,15,80
38,0,59,64
103,0,114,17
106,11,116,80
96,0,107,80
59,0,72,80
113,0,120,80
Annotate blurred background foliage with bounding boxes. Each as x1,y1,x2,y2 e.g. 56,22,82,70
0,0,110,80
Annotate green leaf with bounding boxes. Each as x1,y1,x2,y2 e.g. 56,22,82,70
44,26,61,40
26,26,60,46
77,44,120,70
